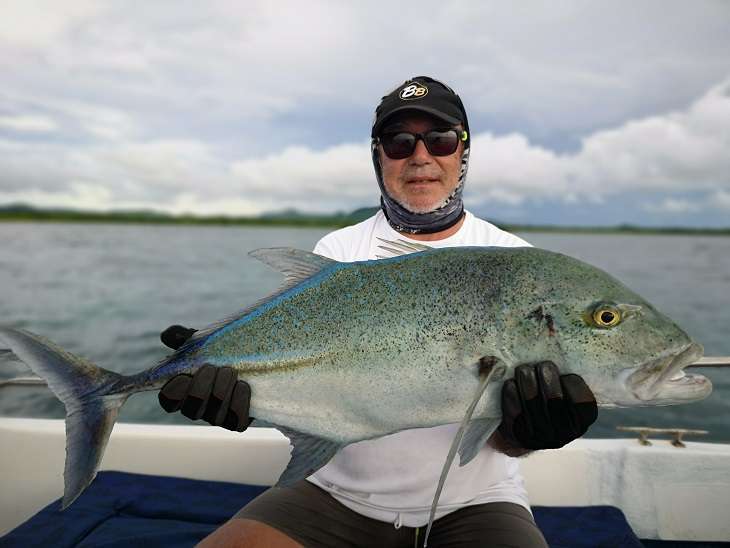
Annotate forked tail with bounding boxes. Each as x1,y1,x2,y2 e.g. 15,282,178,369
0,327,129,508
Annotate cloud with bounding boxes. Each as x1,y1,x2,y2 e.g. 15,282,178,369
0,0,101,47
0,115,58,133
466,79,730,207
0,181,112,211
1,78,729,219
710,190,730,211
229,143,374,210
644,198,702,214
2,2,730,147
644,189,730,216
1,2,730,224
226,77,730,214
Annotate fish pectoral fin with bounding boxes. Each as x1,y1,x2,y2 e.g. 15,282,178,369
458,418,501,466
423,356,505,547
273,426,342,486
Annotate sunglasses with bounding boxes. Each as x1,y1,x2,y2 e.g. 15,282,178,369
378,129,468,160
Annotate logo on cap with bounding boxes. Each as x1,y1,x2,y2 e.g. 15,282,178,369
399,83,428,101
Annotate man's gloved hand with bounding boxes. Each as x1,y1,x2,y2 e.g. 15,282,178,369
158,325,253,432
498,361,598,451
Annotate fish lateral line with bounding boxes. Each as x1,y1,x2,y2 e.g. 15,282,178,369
229,353,329,376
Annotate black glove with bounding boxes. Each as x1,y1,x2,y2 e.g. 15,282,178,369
498,361,597,450
159,325,252,432
160,324,198,351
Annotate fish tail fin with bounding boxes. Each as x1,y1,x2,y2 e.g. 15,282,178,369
0,327,129,508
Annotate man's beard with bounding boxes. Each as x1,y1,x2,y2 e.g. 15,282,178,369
392,190,454,215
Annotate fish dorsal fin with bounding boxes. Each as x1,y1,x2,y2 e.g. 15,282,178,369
375,237,431,257
457,418,501,466
422,357,504,547
259,423,342,486
249,248,336,285
172,249,337,353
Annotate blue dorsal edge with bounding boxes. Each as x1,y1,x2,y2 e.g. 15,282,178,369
173,248,338,353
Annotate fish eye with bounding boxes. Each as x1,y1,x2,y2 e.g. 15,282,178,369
591,305,621,328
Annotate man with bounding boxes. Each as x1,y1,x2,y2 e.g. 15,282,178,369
159,76,598,547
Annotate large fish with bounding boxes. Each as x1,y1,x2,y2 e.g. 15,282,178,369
0,240,712,544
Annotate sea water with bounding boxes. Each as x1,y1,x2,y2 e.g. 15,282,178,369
0,222,728,441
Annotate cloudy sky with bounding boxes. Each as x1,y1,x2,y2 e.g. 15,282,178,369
1,1,729,226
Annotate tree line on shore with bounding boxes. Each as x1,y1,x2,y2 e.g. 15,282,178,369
0,203,728,236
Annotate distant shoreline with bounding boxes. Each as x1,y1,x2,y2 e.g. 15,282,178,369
0,206,728,236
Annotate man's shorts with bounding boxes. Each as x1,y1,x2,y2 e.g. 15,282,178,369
234,480,548,548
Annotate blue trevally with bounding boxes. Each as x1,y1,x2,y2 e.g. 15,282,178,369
0,240,712,526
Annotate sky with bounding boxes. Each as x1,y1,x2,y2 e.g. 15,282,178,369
1,1,729,226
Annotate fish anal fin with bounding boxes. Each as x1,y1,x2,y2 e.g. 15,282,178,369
273,426,341,486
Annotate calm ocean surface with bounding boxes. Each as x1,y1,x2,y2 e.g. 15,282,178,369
1,222,729,441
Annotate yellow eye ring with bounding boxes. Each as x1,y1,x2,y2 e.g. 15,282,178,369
592,306,621,328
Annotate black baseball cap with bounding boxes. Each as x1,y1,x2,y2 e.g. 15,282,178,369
371,76,468,138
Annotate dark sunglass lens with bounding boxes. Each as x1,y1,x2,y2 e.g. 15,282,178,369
382,133,416,159
425,130,459,156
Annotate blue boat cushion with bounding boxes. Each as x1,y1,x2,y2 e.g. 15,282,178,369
2,470,643,547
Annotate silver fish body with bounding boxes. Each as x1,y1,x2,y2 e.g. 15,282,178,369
0,245,712,513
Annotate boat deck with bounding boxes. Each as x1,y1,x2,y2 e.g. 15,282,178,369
1,418,729,544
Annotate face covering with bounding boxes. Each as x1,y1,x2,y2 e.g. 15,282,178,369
371,141,470,234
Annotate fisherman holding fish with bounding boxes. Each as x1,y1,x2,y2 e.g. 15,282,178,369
159,77,599,547
1,77,711,548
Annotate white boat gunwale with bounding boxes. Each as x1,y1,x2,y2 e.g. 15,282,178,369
1,417,730,542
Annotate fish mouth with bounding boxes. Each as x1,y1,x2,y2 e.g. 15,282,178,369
628,341,711,403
